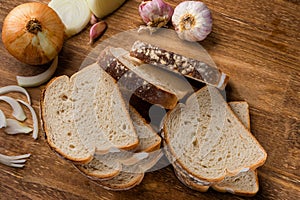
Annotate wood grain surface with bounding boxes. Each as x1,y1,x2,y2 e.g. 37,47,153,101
0,0,299,199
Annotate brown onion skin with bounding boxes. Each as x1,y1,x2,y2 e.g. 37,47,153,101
2,2,65,65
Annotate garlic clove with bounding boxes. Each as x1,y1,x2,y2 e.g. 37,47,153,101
0,96,26,121
49,0,91,38
0,85,31,105
0,109,7,128
17,99,39,140
4,119,32,135
89,21,107,45
90,14,98,25
17,56,58,88
172,1,212,42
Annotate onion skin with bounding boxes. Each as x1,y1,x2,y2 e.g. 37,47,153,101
2,2,65,65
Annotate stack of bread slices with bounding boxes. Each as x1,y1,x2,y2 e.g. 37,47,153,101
41,40,267,195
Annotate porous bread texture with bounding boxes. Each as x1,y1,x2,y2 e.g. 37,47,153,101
42,64,139,163
163,86,267,182
42,76,92,164
91,64,139,151
70,63,112,153
212,101,259,196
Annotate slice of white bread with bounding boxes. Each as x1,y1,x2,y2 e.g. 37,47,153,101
162,86,267,182
41,76,92,164
97,47,193,109
41,64,139,163
76,106,161,179
170,101,259,195
130,40,229,89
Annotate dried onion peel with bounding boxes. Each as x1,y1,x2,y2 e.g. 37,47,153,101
1,2,65,65
49,0,91,38
17,56,58,88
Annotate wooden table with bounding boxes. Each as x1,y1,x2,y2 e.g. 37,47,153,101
0,0,299,199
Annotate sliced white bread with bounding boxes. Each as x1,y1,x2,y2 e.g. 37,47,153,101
41,76,92,164
162,86,267,182
170,101,259,195
130,41,229,89
76,106,161,179
97,47,193,109
41,64,139,163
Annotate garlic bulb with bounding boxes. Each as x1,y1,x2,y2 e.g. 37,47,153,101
2,2,65,65
48,0,91,38
172,1,212,42
139,0,174,28
87,0,126,19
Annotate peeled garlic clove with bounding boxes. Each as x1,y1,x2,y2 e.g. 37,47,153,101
0,109,7,128
4,119,32,135
172,1,212,42
49,0,91,38
17,99,39,140
17,56,58,87
87,0,126,19
89,21,107,45
0,96,26,121
0,85,31,105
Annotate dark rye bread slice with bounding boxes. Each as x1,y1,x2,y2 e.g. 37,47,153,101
162,86,267,182
97,47,177,109
130,41,229,89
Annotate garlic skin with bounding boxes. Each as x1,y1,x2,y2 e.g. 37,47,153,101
89,21,107,45
172,1,212,42
2,2,65,65
139,0,174,28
